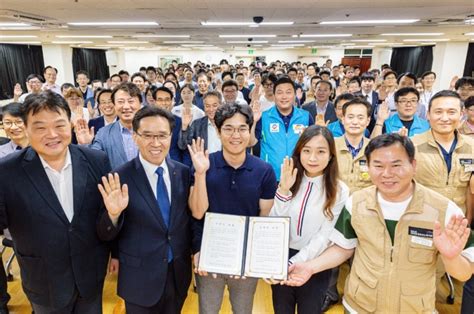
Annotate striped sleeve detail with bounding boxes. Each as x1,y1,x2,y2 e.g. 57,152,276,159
330,201,358,249
296,182,313,236
275,190,292,202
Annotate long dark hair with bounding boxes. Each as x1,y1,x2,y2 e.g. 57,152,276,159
290,125,339,220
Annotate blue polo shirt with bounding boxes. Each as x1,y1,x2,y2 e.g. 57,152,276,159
193,151,277,249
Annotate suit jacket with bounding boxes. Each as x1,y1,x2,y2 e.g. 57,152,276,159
302,101,338,123
354,90,379,133
91,120,129,170
98,157,198,307
88,116,118,135
0,145,111,308
178,116,209,151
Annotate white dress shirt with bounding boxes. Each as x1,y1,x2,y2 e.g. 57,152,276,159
39,149,74,222
207,120,222,154
139,154,171,201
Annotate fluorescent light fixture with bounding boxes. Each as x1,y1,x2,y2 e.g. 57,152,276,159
219,34,276,38
465,19,474,23
464,33,474,36
96,44,124,47
68,22,158,26
271,44,305,47
341,43,356,46
202,21,292,26
369,42,396,45
132,35,190,38
291,34,298,38
351,45,375,48
0,35,37,38
171,47,192,51
162,40,202,44
320,19,419,25
300,34,352,37
0,41,41,45
51,41,94,44
403,38,450,42
0,23,31,27
278,40,314,43
350,39,386,42
419,42,437,45
107,41,149,44
381,33,444,36
253,44,263,47
227,41,268,44
56,35,113,38
181,44,215,47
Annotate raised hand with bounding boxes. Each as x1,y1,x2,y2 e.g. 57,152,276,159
449,75,459,90
188,137,210,175
378,84,388,101
75,118,95,144
398,126,408,137
87,100,96,118
315,114,330,127
279,157,298,194
182,107,193,130
251,100,262,123
296,88,304,101
98,173,129,220
434,214,470,260
376,101,390,123
13,83,23,101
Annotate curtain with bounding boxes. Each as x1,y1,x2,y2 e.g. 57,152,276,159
464,43,474,77
390,46,433,78
72,48,110,82
0,44,44,99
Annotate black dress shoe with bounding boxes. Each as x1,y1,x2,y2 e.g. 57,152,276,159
321,295,338,312
0,305,9,314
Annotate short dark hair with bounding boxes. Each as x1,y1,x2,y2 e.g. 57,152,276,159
365,133,415,163
131,72,146,82
118,70,129,76
214,103,254,131
132,106,175,133
383,70,397,80
146,66,157,73
342,98,372,116
164,72,178,82
22,91,71,124
334,93,355,106
349,77,361,86
319,70,331,77
262,73,278,85
97,89,113,103
153,86,173,100
1,103,24,120
287,68,297,74
26,74,44,83
111,82,143,104
222,80,239,91
203,91,223,104
421,71,436,79
464,96,474,109
61,82,74,91
394,87,420,102
397,72,417,85
43,66,58,74
76,70,89,78
360,73,375,82
235,72,244,78
221,71,233,80
316,80,333,91
180,83,195,93
428,90,462,111
455,77,474,90
273,76,296,94
110,74,122,81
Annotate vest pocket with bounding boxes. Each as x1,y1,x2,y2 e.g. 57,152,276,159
400,281,433,313
349,265,378,312
408,242,435,264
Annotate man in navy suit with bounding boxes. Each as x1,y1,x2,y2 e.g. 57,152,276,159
0,91,111,313
302,80,338,124
355,73,380,133
97,106,199,314
87,89,117,135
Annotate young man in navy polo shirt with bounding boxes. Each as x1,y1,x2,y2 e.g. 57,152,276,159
188,103,277,314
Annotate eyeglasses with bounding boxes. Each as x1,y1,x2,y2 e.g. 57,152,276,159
263,83,274,88
221,126,250,136
397,99,418,105
3,120,24,128
29,80,42,85
136,131,171,142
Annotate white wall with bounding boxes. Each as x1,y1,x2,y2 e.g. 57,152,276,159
432,42,469,91
42,44,74,84
371,48,392,70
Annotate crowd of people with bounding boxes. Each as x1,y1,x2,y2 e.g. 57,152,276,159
0,57,473,314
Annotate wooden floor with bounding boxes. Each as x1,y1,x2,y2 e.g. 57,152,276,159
2,248,465,313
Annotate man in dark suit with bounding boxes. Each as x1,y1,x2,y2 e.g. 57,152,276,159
302,80,338,124
355,73,380,133
97,106,199,314
87,89,117,135
0,91,111,313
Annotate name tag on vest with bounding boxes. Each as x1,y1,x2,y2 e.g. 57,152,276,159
409,226,433,247
270,123,280,133
460,158,474,172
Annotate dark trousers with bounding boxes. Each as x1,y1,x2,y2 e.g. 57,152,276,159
271,249,332,314
31,288,102,314
0,256,10,308
461,275,474,314
125,263,186,314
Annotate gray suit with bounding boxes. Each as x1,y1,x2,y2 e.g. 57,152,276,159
0,142,20,159
91,121,129,170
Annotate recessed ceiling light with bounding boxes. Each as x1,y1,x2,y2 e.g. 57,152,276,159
0,41,41,45
0,23,31,27
278,40,314,43
0,35,37,38
132,35,190,38
271,44,305,47
403,38,450,42
56,35,113,38
380,33,444,36
320,19,418,25
51,41,94,44
464,33,474,36
181,44,215,47
219,34,277,38
107,41,149,44
202,21,293,26
227,41,268,44
163,41,204,44
350,39,386,42
68,22,158,26
300,34,352,37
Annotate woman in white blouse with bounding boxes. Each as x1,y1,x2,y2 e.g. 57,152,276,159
269,125,349,314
